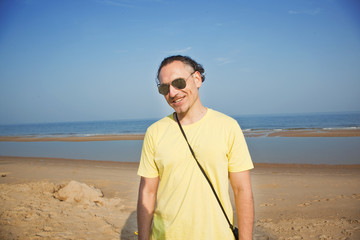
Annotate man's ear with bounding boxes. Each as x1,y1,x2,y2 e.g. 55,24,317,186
193,71,202,88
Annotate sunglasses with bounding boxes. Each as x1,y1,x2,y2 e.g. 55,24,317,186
157,71,196,95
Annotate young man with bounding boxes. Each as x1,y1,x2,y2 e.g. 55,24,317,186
137,55,254,240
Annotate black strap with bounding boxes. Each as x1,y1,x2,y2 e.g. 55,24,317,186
174,112,236,235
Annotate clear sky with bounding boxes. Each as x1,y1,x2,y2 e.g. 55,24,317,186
0,0,359,124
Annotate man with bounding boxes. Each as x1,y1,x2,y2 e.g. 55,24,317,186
137,55,254,240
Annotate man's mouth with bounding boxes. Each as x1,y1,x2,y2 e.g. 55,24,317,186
173,97,184,103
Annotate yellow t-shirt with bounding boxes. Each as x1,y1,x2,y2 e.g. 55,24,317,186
138,109,253,240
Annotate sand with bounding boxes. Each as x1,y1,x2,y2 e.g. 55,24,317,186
267,129,360,138
0,134,145,142
0,156,359,240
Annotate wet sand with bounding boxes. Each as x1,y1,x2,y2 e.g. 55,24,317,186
0,134,145,142
267,128,360,137
0,156,359,239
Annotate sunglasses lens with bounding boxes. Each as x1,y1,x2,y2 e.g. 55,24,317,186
158,84,169,95
172,78,186,89
157,78,187,95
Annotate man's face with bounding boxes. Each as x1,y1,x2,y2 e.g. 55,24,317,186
158,61,202,115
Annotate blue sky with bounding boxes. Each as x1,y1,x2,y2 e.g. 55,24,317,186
0,0,359,124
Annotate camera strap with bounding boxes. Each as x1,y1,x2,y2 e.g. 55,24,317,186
174,112,237,237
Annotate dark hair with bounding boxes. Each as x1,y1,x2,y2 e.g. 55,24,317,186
157,55,206,83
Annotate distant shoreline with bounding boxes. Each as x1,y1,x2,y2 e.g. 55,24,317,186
251,128,360,137
1,128,360,142
0,134,145,142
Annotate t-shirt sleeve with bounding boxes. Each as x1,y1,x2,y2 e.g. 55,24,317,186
137,128,159,178
227,121,254,172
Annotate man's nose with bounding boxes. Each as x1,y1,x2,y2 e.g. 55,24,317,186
168,84,179,97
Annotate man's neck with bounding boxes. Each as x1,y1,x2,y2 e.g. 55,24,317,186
175,104,207,125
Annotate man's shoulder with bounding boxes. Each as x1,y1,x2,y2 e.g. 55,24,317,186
206,109,244,132
208,109,238,124
147,113,174,132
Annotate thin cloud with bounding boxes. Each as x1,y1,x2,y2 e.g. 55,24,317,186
288,8,321,15
164,47,192,54
215,57,232,65
304,9,321,15
288,10,299,15
96,0,134,7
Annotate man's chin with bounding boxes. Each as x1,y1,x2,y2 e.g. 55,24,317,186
169,101,189,115
171,106,184,114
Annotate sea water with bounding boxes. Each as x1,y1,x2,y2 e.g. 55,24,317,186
0,112,359,164
0,112,359,137
0,138,359,164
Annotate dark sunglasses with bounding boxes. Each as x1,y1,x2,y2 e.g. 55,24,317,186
157,71,196,95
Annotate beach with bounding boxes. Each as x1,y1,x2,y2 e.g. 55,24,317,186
0,130,360,239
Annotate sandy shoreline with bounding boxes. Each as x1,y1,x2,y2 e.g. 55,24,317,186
0,134,145,142
267,128,360,137
0,156,359,239
0,129,360,142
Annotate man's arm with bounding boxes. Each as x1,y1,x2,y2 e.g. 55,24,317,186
229,170,254,240
137,176,159,240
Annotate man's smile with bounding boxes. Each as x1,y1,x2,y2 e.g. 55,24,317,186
171,96,185,104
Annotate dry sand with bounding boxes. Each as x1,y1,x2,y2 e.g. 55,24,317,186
0,156,359,240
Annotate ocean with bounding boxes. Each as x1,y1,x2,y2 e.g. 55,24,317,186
0,112,359,137
0,112,359,165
